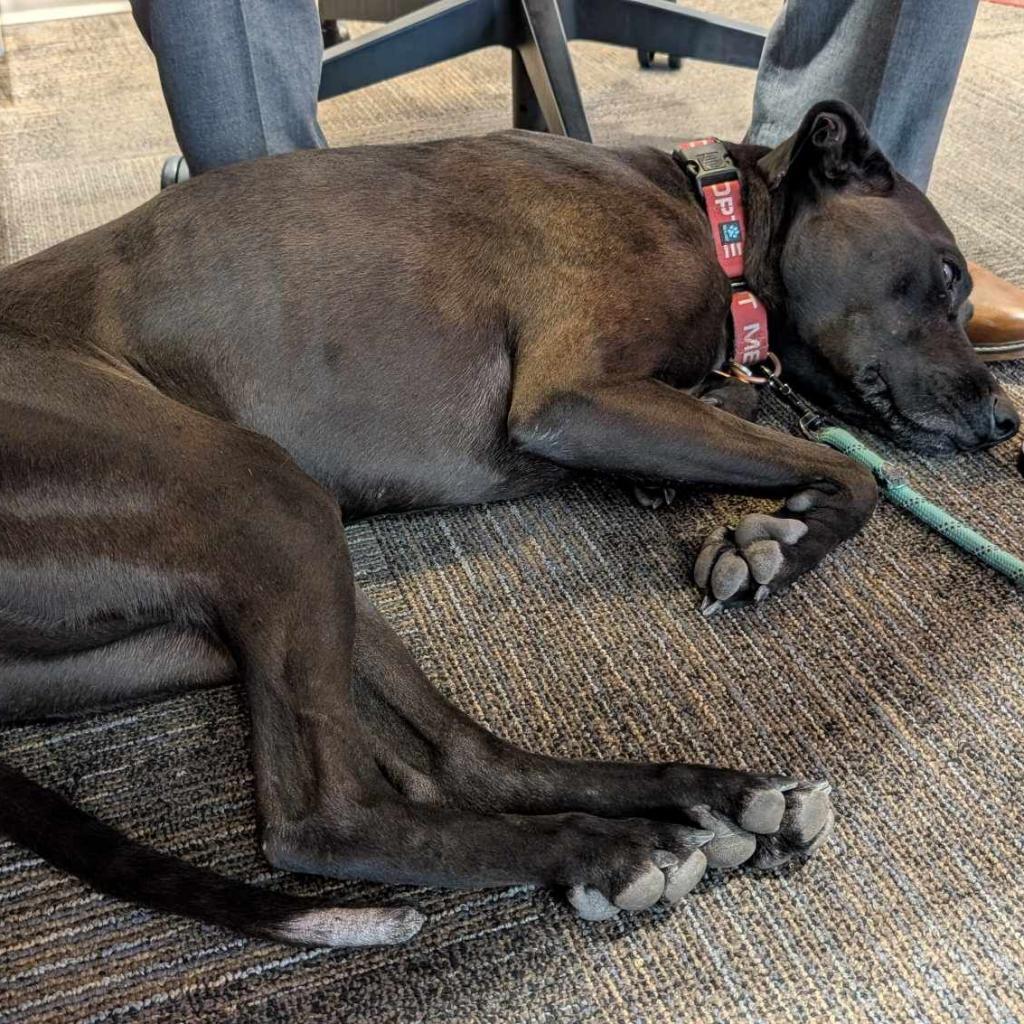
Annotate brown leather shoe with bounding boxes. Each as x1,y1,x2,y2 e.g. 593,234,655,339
967,262,1024,362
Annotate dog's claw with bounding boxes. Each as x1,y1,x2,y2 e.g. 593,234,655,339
700,597,724,617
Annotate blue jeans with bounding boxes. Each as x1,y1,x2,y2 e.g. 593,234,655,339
747,0,979,190
133,0,977,188
130,0,325,174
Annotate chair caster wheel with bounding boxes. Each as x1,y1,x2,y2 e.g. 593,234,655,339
160,155,190,190
322,19,350,48
637,50,682,70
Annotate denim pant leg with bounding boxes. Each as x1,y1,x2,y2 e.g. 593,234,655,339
131,0,326,174
746,0,978,190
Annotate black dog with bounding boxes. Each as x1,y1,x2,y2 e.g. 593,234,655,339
0,101,1016,948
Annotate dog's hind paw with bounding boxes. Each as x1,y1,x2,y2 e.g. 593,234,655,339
660,766,835,873
559,774,834,923
561,777,833,922
560,818,715,921
567,845,710,921
691,778,835,872
630,482,678,510
568,845,709,921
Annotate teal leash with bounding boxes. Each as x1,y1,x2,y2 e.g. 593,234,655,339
760,367,1024,588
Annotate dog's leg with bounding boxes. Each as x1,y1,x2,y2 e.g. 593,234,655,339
1,350,724,919
349,591,834,915
510,378,878,607
628,378,763,509
0,626,234,722
0,351,443,944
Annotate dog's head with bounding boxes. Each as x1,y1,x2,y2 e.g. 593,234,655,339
757,100,1018,454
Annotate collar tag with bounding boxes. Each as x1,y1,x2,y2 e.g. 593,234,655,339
675,138,770,367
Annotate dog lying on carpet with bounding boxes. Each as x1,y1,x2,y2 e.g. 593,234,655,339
0,100,1017,948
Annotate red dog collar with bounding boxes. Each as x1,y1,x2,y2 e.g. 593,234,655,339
674,138,770,367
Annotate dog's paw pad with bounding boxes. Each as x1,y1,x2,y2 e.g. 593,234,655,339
568,884,620,921
734,513,808,547
694,526,730,589
746,780,836,869
804,808,836,855
709,551,750,600
785,489,817,513
565,825,714,921
662,849,708,903
737,786,789,834
613,862,667,910
743,540,784,585
781,781,832,844
690,805,758,869
678,772,834,874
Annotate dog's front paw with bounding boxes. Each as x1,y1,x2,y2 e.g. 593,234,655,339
694,515,809,613
693,472,877,613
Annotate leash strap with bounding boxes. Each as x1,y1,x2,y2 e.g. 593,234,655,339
674,138,769,366
762,372,1024,588
814,426,1024,587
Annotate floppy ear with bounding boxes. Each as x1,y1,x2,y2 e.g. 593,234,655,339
757,100,894,192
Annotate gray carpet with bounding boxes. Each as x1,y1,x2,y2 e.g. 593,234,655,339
2,4,1024,1022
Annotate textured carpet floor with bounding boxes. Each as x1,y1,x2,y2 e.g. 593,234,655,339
2,3,1024,1022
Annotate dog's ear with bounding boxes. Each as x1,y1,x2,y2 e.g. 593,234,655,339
757,100,894,193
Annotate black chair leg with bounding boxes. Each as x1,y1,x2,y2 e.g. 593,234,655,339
512,50,546,133
319,0,501,100
513,0,591,141
636,0,681,70
576,0,765,69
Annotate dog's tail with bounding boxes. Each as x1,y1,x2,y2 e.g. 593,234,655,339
0,760,424,947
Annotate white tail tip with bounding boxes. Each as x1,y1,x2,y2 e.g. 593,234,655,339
275,905,426,948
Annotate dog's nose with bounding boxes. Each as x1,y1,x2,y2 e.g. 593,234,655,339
990,393,1020,443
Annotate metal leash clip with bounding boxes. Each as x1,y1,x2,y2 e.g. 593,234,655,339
757,357,828,438
715,352,828,437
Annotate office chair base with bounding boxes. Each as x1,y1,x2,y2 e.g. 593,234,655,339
319,0,765,143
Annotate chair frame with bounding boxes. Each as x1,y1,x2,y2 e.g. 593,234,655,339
319,0,767,142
